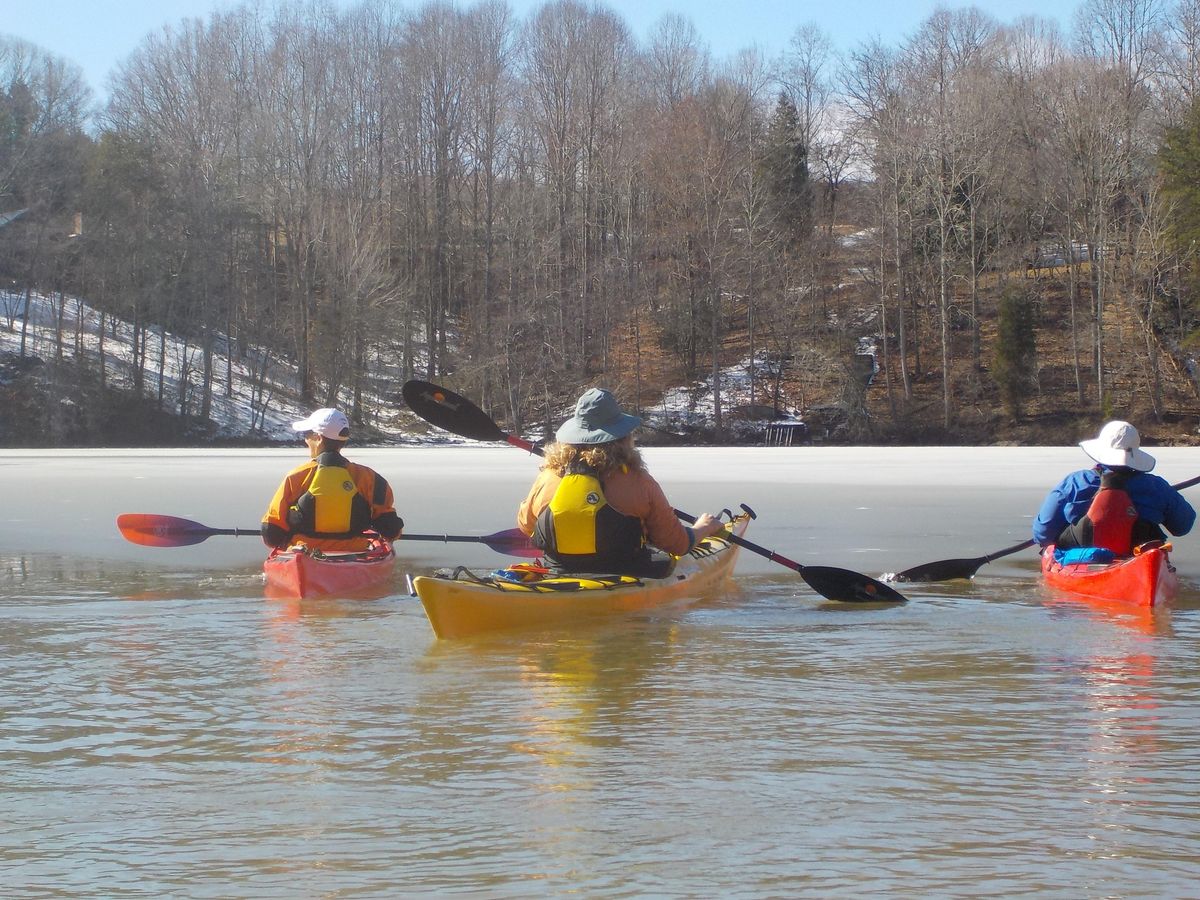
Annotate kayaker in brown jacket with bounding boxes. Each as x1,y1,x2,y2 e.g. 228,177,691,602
517,388,724,576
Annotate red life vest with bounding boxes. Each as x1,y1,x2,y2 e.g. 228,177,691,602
1082,470,1138,555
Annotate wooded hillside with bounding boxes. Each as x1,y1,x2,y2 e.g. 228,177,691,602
4,0,1200,447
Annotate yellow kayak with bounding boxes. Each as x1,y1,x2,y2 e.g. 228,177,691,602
412,513,750,639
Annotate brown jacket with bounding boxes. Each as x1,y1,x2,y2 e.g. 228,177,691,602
518,466,694,556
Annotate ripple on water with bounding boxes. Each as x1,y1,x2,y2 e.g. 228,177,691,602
4,552,1200,895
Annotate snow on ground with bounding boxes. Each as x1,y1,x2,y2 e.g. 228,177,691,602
1,289,824,444
0,289,412,442
648,353,802,431
837,228,875,247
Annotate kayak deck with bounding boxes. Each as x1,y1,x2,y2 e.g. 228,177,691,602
263,539,396,599
1041,543,1178,608
413,514,750,638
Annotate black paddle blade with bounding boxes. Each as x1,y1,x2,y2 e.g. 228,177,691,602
893,539,1035,583
402,380,507,443
476,527,538,555
892,557,987,583
801,566,907,603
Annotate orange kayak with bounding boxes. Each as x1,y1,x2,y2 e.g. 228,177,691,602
1041,543,1178,608
263,539,396,599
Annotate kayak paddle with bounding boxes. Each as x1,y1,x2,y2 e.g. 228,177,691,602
891,539,1036,583
116,513,541,557
401,379,908,603
892,472,1200,582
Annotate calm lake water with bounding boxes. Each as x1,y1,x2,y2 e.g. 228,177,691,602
4,446,1200,896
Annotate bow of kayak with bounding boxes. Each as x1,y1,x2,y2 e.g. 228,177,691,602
263,539,396,599
413,513,751,639
1040,543,1178,608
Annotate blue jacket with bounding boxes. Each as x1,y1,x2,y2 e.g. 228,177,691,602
1033,466,1196,546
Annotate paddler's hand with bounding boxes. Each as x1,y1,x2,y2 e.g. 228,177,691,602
691,513,726,542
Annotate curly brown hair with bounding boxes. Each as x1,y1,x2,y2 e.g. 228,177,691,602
542,436,645,477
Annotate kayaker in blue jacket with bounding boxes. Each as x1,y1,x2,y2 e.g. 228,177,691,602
1033,420,1195,553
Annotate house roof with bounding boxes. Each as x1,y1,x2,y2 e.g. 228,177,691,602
0,208,29,230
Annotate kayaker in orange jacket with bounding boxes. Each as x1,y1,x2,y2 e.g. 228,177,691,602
517,388,724,576
262,408,403,552
1033,420,1195,555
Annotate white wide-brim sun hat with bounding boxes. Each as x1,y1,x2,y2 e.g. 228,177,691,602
1079,420,1155,472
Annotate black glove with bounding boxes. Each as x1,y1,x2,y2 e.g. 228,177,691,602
261,522,291,549
371,512,403,540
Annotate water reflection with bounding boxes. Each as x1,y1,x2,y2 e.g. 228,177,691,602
409,618,741,888
5,447,1200,895
1,553,268,605
418,617,684,758
1042,593,1172,637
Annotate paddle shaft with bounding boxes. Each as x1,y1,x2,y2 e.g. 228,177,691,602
133,528,534,544
404,532,533,547
225,530,537,546
1174,474,1200,492
117,513,534,553
191,529,537,549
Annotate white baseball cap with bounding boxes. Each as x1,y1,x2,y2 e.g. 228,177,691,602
292,408,350,440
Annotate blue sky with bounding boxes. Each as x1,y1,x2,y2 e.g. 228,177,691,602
8,0,1082,101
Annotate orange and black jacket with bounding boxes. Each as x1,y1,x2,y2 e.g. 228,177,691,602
261,451,402,551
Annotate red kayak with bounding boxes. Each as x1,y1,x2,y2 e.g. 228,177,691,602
263,539,396,599
1041,543,1178,608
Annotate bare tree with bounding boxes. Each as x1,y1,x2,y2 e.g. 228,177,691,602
0,37,91,369
903,7,1001,427
844,38,916,404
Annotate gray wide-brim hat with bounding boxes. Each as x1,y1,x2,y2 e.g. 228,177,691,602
555,388,642,445
1079,420,1155,472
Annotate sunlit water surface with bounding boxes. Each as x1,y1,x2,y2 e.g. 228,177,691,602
3,447,1200,896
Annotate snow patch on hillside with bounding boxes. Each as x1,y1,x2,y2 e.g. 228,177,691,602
0,289,410,441
648,354,803,435
2,289,838,444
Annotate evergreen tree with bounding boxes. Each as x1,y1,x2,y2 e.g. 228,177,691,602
1161,100,1200,313
1161,102,1200,250
759,92,811,246
992,283,1038,420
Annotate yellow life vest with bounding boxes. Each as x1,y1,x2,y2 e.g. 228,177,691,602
287,451,372,538
533,462,645,572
